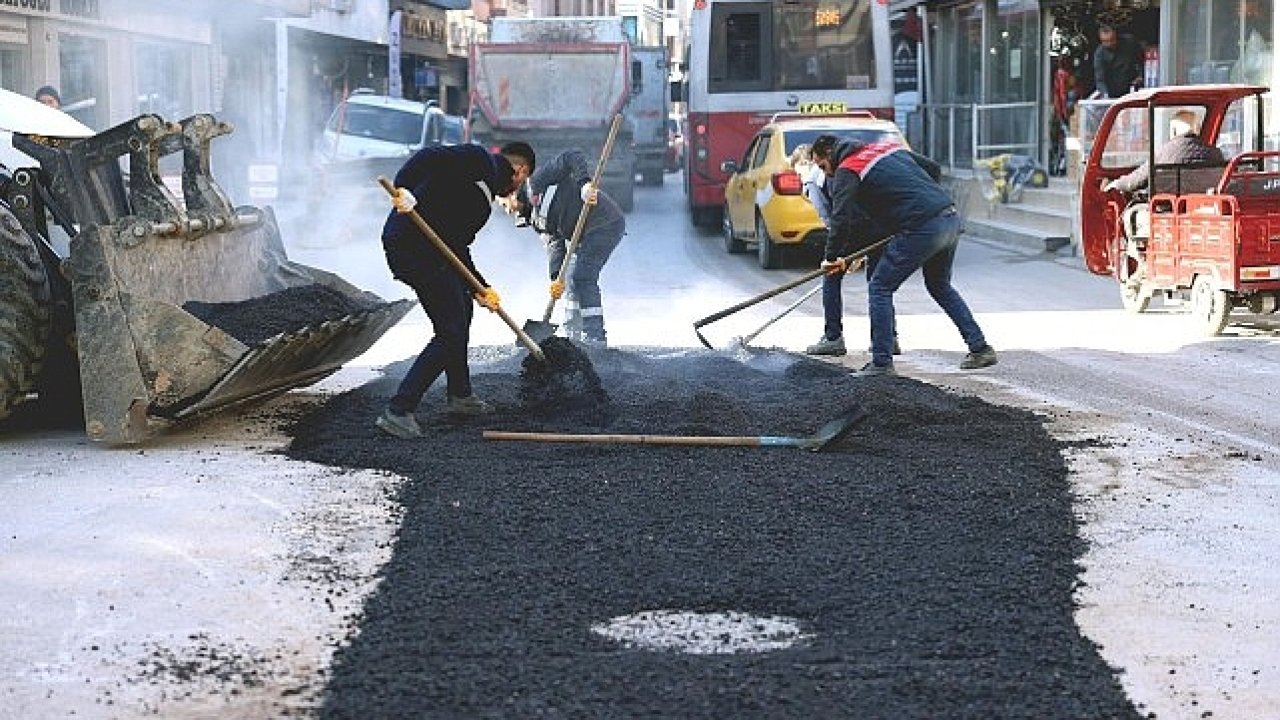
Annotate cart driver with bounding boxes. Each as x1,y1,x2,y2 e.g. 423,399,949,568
1104,109,1226,239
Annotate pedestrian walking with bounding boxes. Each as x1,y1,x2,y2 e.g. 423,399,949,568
810,134,997,377
376,141,536,439
521,149,625,345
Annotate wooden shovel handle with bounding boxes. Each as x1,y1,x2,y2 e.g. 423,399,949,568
483,430,762,447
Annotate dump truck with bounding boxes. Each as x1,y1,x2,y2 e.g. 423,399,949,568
468,16,636,211
630,45,670,187
0,105,413,444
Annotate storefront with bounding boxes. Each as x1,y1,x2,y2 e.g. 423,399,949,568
0,0,217,131
917,0,1043,169
393,1,450,106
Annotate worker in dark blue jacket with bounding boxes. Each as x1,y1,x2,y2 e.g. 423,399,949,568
376,141,536,439
520,149,625,345
811,134,996,377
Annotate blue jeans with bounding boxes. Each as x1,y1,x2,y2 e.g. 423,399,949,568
866,210,986,367
822,272,843,341
388,268,475,414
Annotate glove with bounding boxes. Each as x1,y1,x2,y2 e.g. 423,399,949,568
475,287,501,312
549,279,565,300
391,187,417,214
580,182,598,205
820,258,848,276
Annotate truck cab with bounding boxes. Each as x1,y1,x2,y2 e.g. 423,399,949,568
1080,84,1280,335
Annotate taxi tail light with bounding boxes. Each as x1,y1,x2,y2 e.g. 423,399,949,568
772,170,803,195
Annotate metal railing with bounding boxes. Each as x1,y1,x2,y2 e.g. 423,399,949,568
916,101,1041,170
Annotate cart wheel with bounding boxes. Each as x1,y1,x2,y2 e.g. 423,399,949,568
1189,275,1232,336
1120,281,1150,314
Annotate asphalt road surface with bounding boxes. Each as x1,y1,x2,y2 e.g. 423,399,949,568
2,172,1278,719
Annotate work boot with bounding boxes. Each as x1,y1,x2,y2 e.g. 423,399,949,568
805,335,847,356
376,409,423,439
447,394,493,416
960,345,999,370
852,361,896,378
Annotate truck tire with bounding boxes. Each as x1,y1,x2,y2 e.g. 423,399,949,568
0,209,52,421
616,179,635,213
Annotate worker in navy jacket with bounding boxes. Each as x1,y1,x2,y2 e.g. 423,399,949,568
376,141,535,439
812,134,997,377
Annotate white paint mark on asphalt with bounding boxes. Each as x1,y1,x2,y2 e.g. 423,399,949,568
591,610,810,654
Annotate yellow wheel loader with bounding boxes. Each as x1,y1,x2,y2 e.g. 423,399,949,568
0,113,412,444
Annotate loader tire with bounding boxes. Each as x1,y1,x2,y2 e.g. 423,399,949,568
0,208,52,421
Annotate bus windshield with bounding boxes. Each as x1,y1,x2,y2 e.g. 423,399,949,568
708,0,876,94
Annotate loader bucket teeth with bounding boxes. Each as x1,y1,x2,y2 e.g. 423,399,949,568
10,113,415,445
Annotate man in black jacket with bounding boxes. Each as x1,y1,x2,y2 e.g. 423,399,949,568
521,149,625,345
1093,24,1144,99
376,141,536,439
811,134,996,377
1105,110,1225,194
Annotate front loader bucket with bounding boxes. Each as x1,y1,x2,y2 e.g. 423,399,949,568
29,113,414,444
69,208,411,444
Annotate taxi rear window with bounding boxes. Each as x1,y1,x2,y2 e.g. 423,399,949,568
782,128,900,155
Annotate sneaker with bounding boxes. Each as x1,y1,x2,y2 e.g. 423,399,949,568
376,409,422,439
852,361,896,378
447,394,493,416
960,345,998,370
805,335,847,356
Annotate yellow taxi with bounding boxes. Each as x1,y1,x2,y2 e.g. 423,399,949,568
721,111,907,269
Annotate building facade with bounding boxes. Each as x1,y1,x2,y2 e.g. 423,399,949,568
902,0,1280,173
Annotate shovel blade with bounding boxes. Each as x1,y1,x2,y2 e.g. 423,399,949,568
522,319,557,344
803,405,867,452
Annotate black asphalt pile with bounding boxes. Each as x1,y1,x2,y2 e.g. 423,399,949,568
182,284,380,346
282,346,1139,720
519,336,612,425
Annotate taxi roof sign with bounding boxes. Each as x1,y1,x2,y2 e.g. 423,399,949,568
769,110,878,124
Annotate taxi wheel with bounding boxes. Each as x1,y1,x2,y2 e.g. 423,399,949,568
722,204,745,253
757,214,782,269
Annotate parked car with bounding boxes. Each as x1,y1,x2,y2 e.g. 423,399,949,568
721,111,907,269
665,115,685,173
313,91,461,177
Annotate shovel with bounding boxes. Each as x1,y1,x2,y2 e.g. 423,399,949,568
482,404,865,453
693,236,893,349
376,176,546,362
735,282,822,349
523,113,625,343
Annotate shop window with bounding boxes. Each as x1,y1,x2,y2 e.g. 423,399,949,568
1173,0,1273,86
135,41,192,120
0,45,25,96
59,34,106,129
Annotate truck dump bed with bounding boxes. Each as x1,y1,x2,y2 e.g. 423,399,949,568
470,42,631,129
470,39,635,210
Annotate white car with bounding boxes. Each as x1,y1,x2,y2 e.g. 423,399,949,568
0,86,93,172
315,91,461,167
